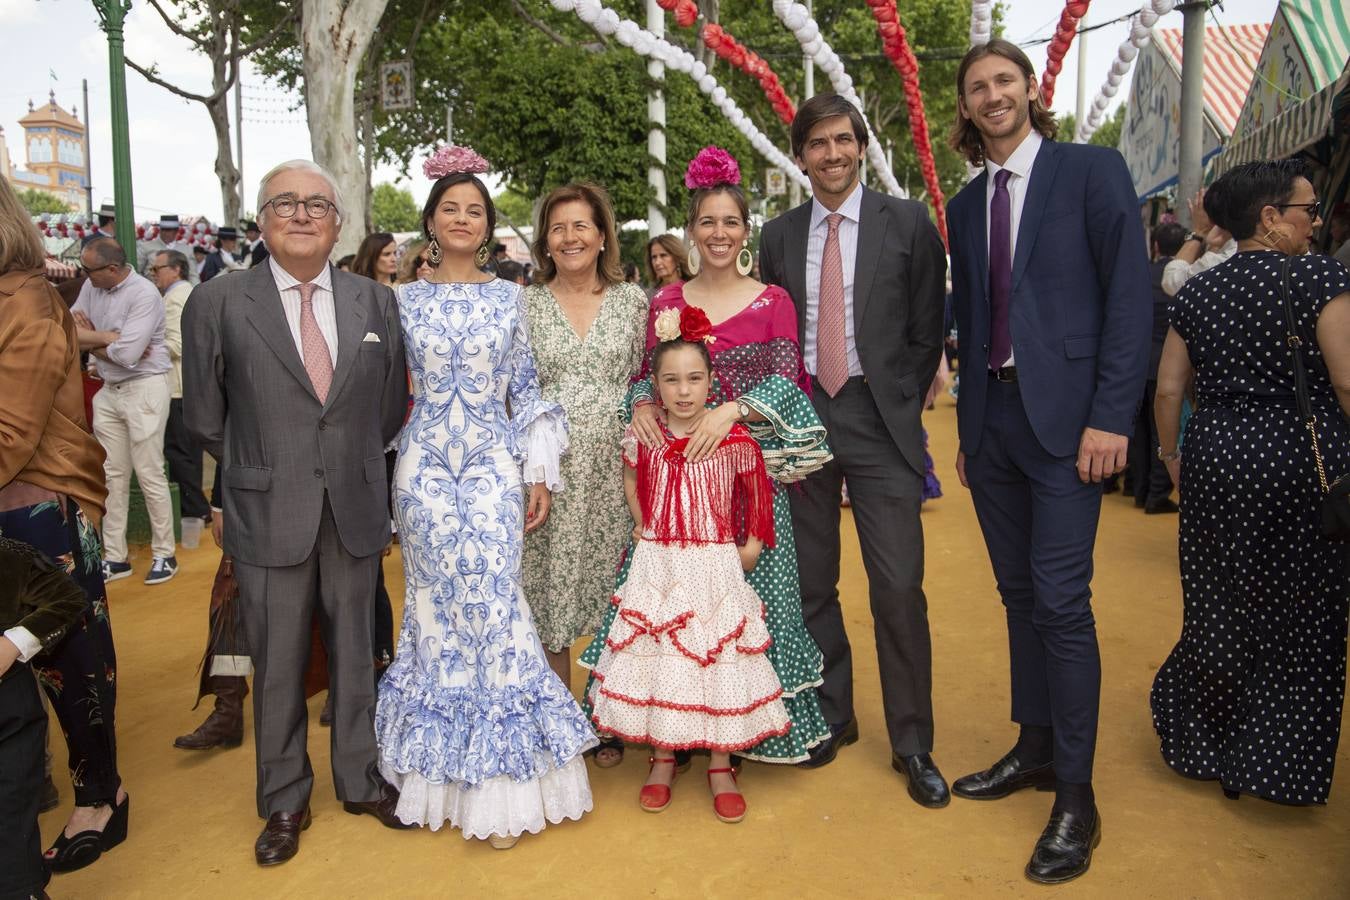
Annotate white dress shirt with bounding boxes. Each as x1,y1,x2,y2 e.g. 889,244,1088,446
984,130,1044,368
72,270,172,384
269,256,339,367
804,180,864,378
1161,238,1237,297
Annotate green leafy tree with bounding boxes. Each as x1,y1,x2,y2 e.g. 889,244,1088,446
1056,104,1128,149
370,182,421,232
18,189,70,216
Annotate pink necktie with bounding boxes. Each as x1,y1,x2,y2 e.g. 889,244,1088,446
297,282,333,403
816,212,847,397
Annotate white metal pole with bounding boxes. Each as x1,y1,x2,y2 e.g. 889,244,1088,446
647,0,668,237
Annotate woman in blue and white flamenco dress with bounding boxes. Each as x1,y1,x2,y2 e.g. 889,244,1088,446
376,157,596,849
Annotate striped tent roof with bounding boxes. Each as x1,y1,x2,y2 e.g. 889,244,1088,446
1153,24,1269,137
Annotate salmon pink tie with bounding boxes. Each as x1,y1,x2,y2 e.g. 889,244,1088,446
816,212,847,397
297,282,333,403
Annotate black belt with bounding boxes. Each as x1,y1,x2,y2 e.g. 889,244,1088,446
989,366,1018,383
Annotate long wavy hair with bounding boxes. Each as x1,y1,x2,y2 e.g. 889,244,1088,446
0,177,47,273
645,233,691,285
949,39,1057,167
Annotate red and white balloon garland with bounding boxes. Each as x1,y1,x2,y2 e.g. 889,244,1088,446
865,0,947,243
700,24,797,126
549,0,810,191
1040,1,1093,109
771,0,905,198
1076,0,1176,143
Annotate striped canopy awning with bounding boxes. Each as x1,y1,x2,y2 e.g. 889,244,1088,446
1212,62,1350,177
1154,24,1268,137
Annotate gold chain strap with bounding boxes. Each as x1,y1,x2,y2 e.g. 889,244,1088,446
1305,414,1332,495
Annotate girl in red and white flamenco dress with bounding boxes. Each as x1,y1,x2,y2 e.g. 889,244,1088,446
587,310,790,824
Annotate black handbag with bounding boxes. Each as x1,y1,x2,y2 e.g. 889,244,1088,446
1278,258,1350,542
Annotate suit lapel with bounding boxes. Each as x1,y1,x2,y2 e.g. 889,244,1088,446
853,187,886,331
784,200,813,347
1011,139,1061,291
243,264,316,400
324,268,368,412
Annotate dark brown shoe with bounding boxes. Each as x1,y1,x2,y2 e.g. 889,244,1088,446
254,808,311,866
174,677,247,750
343,781,414,830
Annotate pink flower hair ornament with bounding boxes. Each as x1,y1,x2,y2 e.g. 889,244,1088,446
684,146,741,190
423,144,490,180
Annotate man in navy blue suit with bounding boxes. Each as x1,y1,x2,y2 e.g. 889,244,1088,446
945,40,1150,884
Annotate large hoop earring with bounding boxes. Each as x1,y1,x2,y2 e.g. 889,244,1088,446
687,245,701,276
475,240,490,268
427,236,442,266
736,243,753,277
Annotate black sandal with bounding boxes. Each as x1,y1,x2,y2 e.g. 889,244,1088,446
45,794,129,873
591,737,625,768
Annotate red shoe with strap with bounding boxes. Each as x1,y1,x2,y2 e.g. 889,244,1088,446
707,767,745,823
639,757,677,812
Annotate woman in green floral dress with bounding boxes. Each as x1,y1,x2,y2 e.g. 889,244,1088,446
580,148,834,767
522,182,648,693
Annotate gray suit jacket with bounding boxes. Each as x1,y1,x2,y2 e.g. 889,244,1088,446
182,263,408,567
759,185,947,475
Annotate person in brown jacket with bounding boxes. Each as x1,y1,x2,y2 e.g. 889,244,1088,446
0,176,128,876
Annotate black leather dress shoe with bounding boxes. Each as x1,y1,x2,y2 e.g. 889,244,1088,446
952,752,1056,800
255,808,311,866
1025,807,1101,884
343,781,415,829
797,717,859,769
891,753,950,808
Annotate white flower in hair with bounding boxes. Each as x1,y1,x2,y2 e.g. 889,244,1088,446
653,307,682,342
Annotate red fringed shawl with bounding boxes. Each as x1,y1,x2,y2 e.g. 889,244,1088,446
629,424,776,548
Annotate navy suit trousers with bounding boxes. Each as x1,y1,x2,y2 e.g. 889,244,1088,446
965,379,1102,783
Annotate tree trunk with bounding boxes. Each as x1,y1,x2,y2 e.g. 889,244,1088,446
207,93,242,225
300,0,390,258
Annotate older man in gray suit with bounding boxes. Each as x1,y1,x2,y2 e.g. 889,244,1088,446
182,159,411,866
759,93,949,807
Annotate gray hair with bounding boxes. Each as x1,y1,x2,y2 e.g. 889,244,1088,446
256,159,344,225
83,236,127,268
157,249,191,281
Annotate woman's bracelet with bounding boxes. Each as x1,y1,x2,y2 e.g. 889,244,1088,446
1157,447,1181,462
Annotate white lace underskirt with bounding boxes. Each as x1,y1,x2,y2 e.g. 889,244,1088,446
380,754,593,840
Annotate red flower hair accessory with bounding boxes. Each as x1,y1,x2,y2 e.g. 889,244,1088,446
423,144,490,180
654,305,717,345
684,146,741,190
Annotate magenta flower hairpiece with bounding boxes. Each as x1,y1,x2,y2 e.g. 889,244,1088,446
423,144,490,180
684,146,741,190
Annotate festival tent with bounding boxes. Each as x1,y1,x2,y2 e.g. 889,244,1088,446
1119,22,1267,201
1208,0,1350,252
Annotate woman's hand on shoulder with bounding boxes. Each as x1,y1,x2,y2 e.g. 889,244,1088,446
631,401,666,448
684,403,739,464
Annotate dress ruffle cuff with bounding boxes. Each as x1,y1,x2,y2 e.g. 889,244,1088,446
518,407,568,491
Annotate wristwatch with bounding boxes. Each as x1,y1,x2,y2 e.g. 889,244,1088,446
1185,232,1205,244
736,399,752,420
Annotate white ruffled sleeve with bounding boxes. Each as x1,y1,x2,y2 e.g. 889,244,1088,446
521,412,568,491
507,284,569,490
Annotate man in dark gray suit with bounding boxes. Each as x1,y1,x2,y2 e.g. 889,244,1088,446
182,159,412,866
759,93,949,807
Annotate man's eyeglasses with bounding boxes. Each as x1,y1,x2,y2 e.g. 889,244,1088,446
264,196,335,219
79,263,120,276
1277,200,1321,219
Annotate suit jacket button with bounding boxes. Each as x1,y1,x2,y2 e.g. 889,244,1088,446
318,422,327,430
313,468,323,477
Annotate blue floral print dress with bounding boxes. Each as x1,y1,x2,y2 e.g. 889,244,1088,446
375,278,597,841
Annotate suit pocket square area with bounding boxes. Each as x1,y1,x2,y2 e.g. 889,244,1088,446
362,332,381,343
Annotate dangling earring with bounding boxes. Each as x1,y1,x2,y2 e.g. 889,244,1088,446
736,242,753,277
427,236,442,265
474,240,490,267
687,245,701,276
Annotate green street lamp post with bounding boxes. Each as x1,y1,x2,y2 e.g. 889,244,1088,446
93,0,136,260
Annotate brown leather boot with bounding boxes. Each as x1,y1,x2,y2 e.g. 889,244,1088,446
174,676,248,749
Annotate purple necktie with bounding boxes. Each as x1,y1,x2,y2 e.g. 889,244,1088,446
988,168,1012,370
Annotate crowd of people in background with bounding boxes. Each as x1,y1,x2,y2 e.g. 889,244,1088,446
0,36,1347,900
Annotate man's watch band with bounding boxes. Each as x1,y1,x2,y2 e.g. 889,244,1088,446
1185,232,1206,243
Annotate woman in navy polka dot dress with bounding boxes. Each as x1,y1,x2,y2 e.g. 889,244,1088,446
1151,159,1350,806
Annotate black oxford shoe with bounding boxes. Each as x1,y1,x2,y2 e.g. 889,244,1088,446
891,753,950,808
797,717,859,769
952,752,1056,800
1025,807,1101,884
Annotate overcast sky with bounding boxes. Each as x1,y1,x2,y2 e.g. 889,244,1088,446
1,0,1280,223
